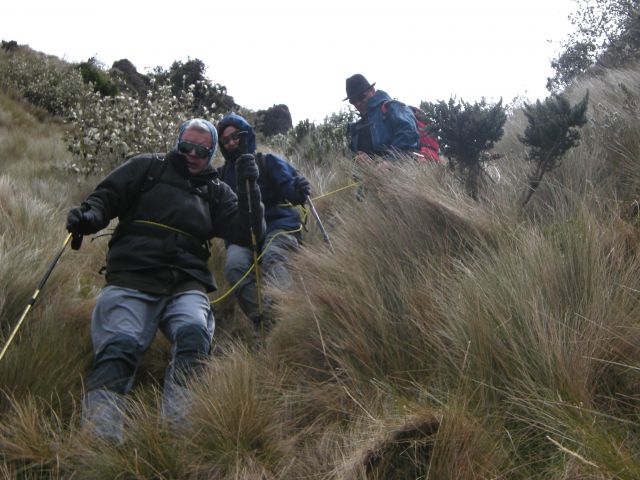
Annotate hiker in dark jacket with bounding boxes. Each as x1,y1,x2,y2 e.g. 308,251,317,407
66,118,265,443
216,113,310,335
344,73,419,162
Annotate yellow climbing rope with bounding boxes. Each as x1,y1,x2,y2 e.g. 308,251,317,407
209,182,357,305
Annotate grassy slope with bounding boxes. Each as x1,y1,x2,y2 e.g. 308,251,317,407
1,64,640,479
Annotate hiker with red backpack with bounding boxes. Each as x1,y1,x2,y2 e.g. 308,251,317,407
216,113,311,338
344,73,440,163
65,118,265,443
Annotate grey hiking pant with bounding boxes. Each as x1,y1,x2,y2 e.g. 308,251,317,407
224,229,299,324
82,286,214,442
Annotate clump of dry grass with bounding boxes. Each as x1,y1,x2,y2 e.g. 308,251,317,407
0,119,99,418
0,394,79,478
259,66,640,478
270,162,491,386
185,345,292,479
64,390,195,479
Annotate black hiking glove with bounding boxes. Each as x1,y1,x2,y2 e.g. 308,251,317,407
235,154,264,241
235,154,259,184
291,175,311,205
66,206,102,236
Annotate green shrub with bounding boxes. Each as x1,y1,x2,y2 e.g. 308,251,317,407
421,97,507,199
519,92,589,207
0,50,89,116
77,57,119,97
256,104,293,137
273,109,355,165
1,40,18,52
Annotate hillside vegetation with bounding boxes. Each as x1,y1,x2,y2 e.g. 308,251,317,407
1,43,640,479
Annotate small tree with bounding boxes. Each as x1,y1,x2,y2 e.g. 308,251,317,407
548,0,639,91
421,98,506,200
519,92,589,207
1,40,19,52
546,41,597,92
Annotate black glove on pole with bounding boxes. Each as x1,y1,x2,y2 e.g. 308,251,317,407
292,176,311,205
66,204,102,250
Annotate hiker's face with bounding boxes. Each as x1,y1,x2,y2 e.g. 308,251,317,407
350,88,374,115
180,127,212,174
221,126,241,153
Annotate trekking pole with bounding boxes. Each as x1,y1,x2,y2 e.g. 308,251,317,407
0,233,72,362
246,178,263,318
307,196,335,255
238,133,263,320
290,161,336,255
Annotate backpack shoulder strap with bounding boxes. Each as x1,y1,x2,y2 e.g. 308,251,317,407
141,153,168,193
111,153,167,241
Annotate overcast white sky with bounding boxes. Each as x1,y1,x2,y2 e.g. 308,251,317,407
1,0,575,124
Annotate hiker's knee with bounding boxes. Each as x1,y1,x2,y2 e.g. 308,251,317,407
224,245,253,283
262,234,298,287
175,324,210,357
86,335,140,394
172,324,210,384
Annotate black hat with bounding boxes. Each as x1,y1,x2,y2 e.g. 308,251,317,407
344,74,376,101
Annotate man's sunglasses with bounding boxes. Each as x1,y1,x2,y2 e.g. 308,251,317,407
177,141,212,159
221,131,243,146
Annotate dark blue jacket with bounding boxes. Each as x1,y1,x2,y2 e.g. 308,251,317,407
347,89,419,157
216,114,302,237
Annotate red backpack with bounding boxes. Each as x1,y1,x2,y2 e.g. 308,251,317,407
381,101,441,162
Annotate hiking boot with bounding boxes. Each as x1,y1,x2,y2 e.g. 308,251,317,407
82,389,126,444
162,379,192,432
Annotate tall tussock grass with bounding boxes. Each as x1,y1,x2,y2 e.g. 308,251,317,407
0,109,97,430
2,63,640,478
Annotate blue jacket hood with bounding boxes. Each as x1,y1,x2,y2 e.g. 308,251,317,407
174,118,218,167
216,113,257,160
366,89,393,110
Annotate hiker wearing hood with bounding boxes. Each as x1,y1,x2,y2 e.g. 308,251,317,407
65,118,265,443
344,73,419,161
216,113,310,335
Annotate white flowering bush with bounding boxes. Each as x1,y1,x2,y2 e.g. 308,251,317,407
0,49,225,175
66,81,222,175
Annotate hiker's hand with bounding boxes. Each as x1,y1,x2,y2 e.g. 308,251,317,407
66,206,101,236
236,154,259,183
291,176,311,205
